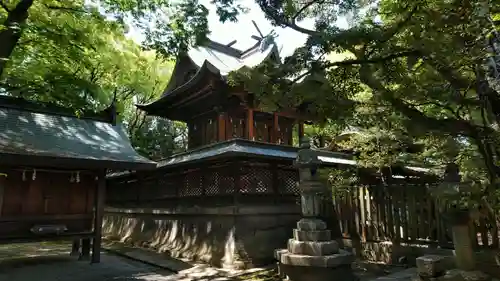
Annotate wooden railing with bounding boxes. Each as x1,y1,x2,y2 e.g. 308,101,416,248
332,184,499,249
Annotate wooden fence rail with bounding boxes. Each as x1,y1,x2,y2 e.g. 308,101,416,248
332,185,500,249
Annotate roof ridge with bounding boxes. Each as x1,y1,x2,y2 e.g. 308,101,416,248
0,95,114,123
205,39,243,58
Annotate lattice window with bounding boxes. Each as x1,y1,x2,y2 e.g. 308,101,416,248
122,179,139,202
138,177,159,201
204,170,220,195
278,169,299,194
219,170,235,194
188,171,203,196
178,171,203,197
240,166,273,193
158,174,179,198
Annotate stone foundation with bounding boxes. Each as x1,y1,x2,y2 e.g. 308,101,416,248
414,255,493,281
102,205,300,268
343,238,500,278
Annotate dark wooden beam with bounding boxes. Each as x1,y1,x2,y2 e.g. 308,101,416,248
91,171,106,263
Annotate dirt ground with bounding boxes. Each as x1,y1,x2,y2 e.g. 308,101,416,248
0,242,404,281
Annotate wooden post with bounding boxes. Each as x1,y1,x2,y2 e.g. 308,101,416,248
246,108,254,140
91,171,106,263
298,121,304,142
71,240,81,256
80,238,91,260
271,113,279,144
218,112,226,141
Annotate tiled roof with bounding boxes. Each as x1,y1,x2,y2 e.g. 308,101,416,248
136,37,279,112
0,97,156,170
107,139,355,178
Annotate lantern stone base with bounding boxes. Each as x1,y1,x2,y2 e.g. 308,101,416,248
275,218,358,281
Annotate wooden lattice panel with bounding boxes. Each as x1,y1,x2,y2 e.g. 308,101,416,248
158,174,178,198
240,166,273,193
204,170,220,195
121,179,139,202
277,168,299,194
219,171,235,194
138,177,159,201
179,171,203,197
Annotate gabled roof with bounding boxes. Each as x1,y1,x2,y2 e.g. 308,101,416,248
187,38,279,76
0,96,156,170
136,37,280,115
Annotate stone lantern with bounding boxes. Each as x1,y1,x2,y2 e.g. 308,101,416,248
439,163,475,271
275,137,357,281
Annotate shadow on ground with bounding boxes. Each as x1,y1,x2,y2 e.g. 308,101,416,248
0,242,173,281
0,242,406,281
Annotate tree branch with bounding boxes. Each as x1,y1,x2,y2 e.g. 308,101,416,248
45,5,86,13
358,64,484,137
292,0,324,21
423,55,474,90
258,4,319,36
290,50,420,84
369,5,418,53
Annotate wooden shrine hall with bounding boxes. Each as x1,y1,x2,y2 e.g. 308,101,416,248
104,32,434,267
0,96,156,263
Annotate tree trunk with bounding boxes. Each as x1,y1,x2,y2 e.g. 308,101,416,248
0,0,34,78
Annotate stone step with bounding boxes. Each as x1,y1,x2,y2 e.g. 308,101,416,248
293,229,331,242
287,239,339,256
280,249,354,267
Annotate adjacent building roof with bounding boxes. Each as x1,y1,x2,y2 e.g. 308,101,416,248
107,138,432,179
0,96,156,170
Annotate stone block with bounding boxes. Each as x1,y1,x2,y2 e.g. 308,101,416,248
288,239,339,256
275,249,287,261
416,255,447,277
280,249,354,267
293,229,331,242
297,218,327,231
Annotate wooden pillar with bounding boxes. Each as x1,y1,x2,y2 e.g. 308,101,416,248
271,113,279,144
298,121,304,142
80,238,91,260
246,108,254,140
71,239,81,256
91,171,106,264
218,112,226,141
